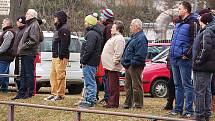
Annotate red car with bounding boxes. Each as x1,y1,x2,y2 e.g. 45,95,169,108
119,44,170,98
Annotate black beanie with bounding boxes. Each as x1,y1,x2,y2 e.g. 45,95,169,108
17,16,26,24
199,9,211,16
200,13,213,25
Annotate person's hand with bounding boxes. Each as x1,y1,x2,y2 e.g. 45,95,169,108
182,55,189,60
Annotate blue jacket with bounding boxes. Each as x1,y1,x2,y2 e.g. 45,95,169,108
121,30,148,69
170,14,198,63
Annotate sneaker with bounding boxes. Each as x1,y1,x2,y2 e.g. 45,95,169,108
44,95,55,101
50,96,63,101
181,113,193,118
169,110,182,116
122,104,132,109
79,101,95,109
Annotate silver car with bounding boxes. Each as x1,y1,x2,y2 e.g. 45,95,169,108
9,31,83,94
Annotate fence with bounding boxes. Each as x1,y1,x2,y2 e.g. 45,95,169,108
0,74,194,121
0,101,195,121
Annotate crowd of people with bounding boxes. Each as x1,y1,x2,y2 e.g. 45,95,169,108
0,1,215,121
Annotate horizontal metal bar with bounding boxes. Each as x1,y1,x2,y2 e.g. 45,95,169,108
0,74,40,78
0,101,193,121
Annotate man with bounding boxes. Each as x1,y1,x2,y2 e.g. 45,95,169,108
98,8,114,105
13,16,26,90
192,13,215,121
0,18,15,93
169,1,199,117
12,9,42,100
44,11,70,101
121,19,148,109
79,15,102,108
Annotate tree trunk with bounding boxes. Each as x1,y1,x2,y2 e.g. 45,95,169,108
10,0,30,24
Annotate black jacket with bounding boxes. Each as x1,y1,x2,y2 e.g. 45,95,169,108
13,25,26,56
52,11,70,59
192,23,215,72
80,24,102,67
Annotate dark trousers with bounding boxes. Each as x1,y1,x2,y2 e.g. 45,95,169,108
166,70,175,106
14,57,21,90
18,55,36,97
211,73,215,96
124,66,144,107
106,70,119,107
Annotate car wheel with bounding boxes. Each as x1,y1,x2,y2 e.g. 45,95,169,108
68,84,84,94
151,79,168,98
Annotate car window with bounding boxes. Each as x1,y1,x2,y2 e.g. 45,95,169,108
40,37,81,53
69,38,81,53
146,45,169,60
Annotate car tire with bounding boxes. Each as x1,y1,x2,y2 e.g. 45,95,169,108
68,84,84,94
151,79,168,98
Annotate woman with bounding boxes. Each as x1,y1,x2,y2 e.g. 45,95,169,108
101,20,125,108
192,13,215,121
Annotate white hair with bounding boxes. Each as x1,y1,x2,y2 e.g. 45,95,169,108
27,9,38,18
132,19,143,29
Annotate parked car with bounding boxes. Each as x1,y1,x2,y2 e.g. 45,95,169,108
9,31,84,94
119,47,170,98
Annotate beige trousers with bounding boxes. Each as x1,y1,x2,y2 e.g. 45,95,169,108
50,58,68,96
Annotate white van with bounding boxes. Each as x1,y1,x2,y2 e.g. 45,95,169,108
9,31,84,94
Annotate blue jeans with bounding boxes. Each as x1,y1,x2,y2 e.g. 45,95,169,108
82,65,97,104
171,59,193,114
0,61,10,93
18,55,35,97
193,71,212,121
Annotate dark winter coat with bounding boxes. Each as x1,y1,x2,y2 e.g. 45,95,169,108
0,26,16,62
17,18,41,56
101,20,113,51
192,24,215,72
80,24,103,67
121,30,148,69
13,25,26,56
52,11,71,59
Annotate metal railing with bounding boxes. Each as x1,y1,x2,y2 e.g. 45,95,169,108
0,101,195,121
0,74,194,121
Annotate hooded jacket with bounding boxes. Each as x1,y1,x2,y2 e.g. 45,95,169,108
192,24,215,72
170,14,199,63
80,24,102,67
52,11,71,59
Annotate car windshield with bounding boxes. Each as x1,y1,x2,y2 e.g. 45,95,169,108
151,47,169,63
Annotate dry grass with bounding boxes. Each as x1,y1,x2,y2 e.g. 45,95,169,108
0,88,214,121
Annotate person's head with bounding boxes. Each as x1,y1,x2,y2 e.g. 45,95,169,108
130,19,142,34
2,18,12,29
178,1,192,18
199,13,213,27
16,16,26,27
53,11,67,25
26,9,38,20
84,15,97,28
100,8,114,23
198,8,211,16
172,16,180,25
111,20,124,35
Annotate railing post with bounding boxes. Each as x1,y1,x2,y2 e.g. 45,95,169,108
76,111,81,121
8,104,14,121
